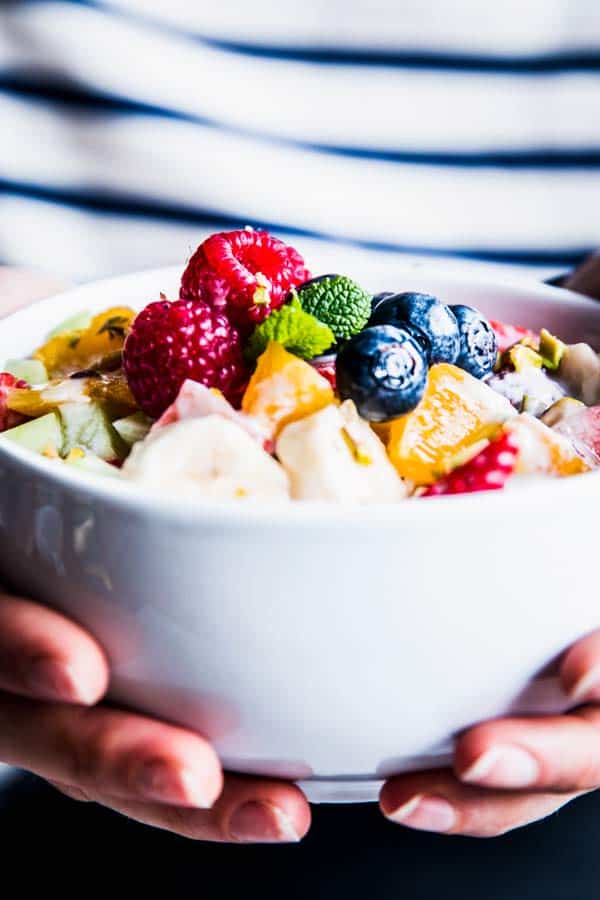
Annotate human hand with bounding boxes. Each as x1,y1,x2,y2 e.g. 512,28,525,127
380,629,600,837
0,268,310,843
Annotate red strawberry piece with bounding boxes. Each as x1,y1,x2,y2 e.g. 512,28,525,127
423,431,519,497
152,379,272,451
180,229,311,332
0,372,28,432
310,355,337,391
490,319,538,353
123,299,249,419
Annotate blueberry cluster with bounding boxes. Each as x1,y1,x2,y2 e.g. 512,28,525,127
336,292,497,422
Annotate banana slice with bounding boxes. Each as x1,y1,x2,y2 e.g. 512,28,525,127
123,415,290,501
276,400,407,503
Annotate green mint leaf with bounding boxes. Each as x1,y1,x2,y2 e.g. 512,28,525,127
246,296,335,362
296,275,371,340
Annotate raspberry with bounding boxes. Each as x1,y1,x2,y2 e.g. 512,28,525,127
423,431,519,497
123,299,249,419
0,372,27,432
180,229,311,331
490,320,538,353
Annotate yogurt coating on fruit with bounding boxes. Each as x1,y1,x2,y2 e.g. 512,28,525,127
0,228,597,503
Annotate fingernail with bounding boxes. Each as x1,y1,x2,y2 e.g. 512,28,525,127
229,801,301,843
25,657,93,704
136,761,211,808
568,664,600,703
386,794,456,833
461,745,539,788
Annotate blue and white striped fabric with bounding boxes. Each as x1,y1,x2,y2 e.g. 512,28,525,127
1,0,600,283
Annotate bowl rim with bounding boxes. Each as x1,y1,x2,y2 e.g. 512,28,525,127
2,264,600,529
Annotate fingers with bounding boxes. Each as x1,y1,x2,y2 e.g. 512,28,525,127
560,628,600,703
453,708,600,793
0,592,108,704
0,267,68,317
69,775,311,843
380,769,578,838
0,692,223,808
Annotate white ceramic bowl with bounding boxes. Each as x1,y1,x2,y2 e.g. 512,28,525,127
2,266,600,805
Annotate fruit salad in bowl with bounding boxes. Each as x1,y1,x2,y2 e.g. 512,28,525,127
1,228,598,504
2,233,600,804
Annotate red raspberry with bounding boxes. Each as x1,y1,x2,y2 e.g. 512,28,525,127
0,372,27,432
123,299,249,419
423,431,519,497
490,320,538,353
180,229,311,331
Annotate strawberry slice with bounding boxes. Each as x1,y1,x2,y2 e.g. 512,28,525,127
423,431,519,497
490,320,538,353
0,372,28,432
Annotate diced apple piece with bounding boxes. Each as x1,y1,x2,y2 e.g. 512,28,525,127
58,402,127,461
113,411,152,446
3,359,48,385
0,412,62,456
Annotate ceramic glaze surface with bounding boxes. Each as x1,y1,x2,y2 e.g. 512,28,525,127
1,267,599,803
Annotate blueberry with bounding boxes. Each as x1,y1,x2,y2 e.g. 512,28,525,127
450,304,498,379
371,291,395,311
336,325,428,422
369,292,460,365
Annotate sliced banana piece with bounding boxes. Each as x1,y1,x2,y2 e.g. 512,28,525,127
123,416,290,501
276,400,407,503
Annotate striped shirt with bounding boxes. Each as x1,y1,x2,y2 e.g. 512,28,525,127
1,0,600,284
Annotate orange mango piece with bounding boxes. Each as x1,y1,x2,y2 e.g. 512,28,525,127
35,307,136,377
242,342,334,436
387,363,516,485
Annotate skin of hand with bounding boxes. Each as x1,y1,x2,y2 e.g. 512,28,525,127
380,254,600,838
0,268,311,843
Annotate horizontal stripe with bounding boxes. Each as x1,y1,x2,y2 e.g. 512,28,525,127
4,4,600,153
0,193,567,285
1,93,599,251
52,0,600,70
0,180,590,267
3,74,600,169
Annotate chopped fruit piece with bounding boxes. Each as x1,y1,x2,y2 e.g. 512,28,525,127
310,354,336,390
558,343,600,406
490,320,538,353
0,372,27,432
84,371,138,418
153,380,271,449
507,414,589,476
242,342,334,437
0,412,62,455
3,359,48,385
35,307,135,377
295,275,371,340
58,403,128,461
336,325,428,422
246,295,334,361
7,378,89,417
47,310,92,339
370,292,460,365
449,305,497,379
486,368,565,418
123,416,290,501
113,412,153,446
538,329,565,370
387,363,516,485
423,431,519,496
506,344,543,373
64,449,122,478
123,299,248,418
180,229,311,331
540,397,584,428
276,401,407,502
553,405,600,467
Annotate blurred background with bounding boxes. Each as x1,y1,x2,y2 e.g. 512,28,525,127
2,0,599,288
